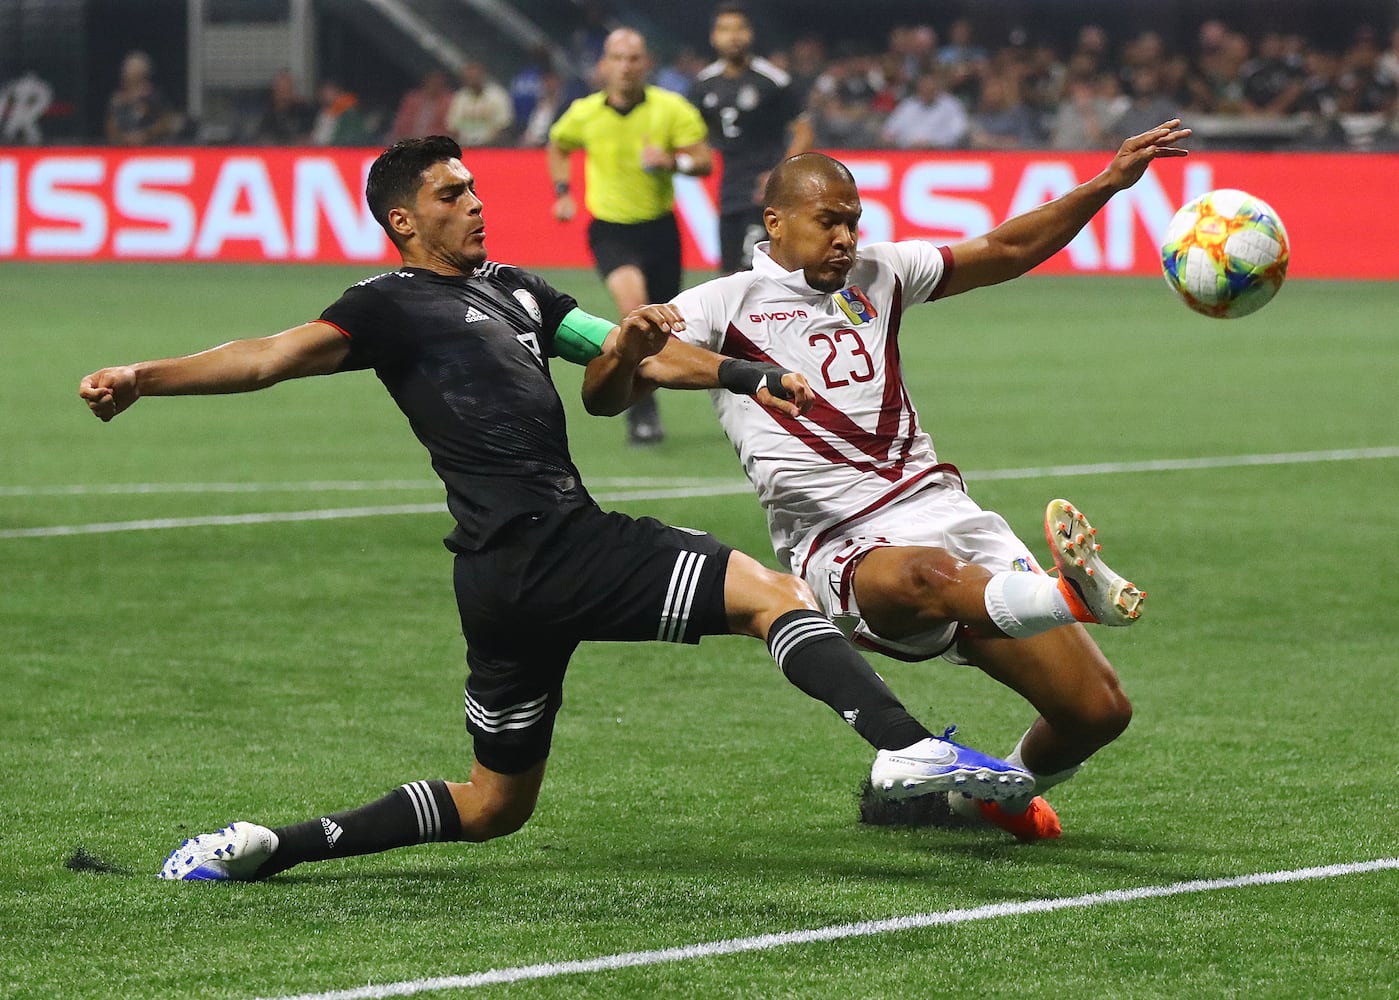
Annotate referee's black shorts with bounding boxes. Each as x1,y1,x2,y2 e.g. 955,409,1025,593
587,213,682,302
451,503,732,774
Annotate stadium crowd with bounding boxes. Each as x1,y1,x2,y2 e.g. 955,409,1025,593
5,14,1398,149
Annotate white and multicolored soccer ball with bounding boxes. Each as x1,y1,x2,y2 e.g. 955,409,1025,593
1160,189,1289,318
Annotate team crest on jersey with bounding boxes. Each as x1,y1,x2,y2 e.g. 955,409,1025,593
738,85,759,110
512,289,543,324
1011,557,1033,573
834,286,877,325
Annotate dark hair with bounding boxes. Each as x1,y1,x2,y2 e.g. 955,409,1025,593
712,2,750,26
366,135,463,245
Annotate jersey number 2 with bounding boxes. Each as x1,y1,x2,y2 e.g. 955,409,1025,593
809,330,875,389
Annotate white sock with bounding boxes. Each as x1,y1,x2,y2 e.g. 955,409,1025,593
983,571,1075,638
1007,732,1081,794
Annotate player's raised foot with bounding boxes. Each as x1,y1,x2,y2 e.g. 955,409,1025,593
1044,498,1145,626
949,792,1062,842
158,821,278,881
870,727,1034,804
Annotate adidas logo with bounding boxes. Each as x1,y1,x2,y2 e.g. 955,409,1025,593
320,817,344,849
842,709,860,727
464,307,490,324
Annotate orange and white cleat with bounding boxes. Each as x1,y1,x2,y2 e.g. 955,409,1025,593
950,792,1062,842
1044,499,1145,626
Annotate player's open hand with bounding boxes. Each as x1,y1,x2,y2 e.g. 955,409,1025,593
756,372,814,418
79,366,139,422
617,304,685,363
1106,120,1191,191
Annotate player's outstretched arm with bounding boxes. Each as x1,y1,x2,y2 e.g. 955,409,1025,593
939,120,1191,299
78,321,350,422
580,304,682,416
581,305,812,418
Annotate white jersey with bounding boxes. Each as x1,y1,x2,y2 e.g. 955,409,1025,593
673,240,961,575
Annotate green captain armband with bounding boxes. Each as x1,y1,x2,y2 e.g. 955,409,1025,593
553,307,616,365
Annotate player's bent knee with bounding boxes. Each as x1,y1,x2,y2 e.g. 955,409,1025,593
1075,682,1133,745
459,795,536,842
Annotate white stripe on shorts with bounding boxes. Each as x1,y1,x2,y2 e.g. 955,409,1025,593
657,550,706,643
464,691,549,733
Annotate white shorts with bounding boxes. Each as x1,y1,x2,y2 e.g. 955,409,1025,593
799,483,1042,663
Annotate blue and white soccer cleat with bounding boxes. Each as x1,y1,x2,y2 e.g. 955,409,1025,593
158,821,278,881
870,727,1035,803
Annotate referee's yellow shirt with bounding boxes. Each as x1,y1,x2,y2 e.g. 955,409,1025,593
549,86,707,224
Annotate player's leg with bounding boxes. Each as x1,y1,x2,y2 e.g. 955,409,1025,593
957,624,1132,778
850,496,1144,645
157,761,548,882
589,217,663,444
722,549,1032,802
604,262,663,443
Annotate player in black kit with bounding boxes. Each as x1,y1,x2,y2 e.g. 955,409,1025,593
80,136,1028,882
691,3,813,272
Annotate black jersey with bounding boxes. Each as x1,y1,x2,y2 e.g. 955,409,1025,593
320,263,593,550
691,56,804,215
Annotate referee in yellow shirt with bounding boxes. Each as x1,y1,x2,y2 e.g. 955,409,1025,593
548,28,713,445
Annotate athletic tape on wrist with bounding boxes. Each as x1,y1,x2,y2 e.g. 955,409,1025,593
718,358,794,400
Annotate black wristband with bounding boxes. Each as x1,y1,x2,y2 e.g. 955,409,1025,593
718,358,795,400
554,180,570,197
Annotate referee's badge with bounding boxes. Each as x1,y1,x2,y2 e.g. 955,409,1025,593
834,286,877,325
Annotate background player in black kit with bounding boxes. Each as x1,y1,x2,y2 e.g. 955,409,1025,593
80,136,1029,882
691,3,814,273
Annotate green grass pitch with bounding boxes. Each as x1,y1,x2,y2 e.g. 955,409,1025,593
2,263,1396,999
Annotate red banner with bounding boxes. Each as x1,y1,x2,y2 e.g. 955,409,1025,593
0,147,1393,277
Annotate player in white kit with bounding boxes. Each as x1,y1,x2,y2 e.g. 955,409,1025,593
611,123,1191,840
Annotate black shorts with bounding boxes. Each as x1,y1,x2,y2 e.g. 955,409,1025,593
452,504,732,774
718,208,766,274
587,213,682,303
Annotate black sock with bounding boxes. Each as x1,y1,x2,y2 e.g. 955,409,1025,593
256,779,462,878
766,610,932,751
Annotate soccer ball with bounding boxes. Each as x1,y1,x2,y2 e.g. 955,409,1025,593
1160,189,1289,318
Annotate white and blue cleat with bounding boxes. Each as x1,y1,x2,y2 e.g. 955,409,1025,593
870,727,1034,803
158,821,278,881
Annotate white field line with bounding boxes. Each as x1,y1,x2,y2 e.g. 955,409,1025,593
256,857,1399,1000
3,447,1397,540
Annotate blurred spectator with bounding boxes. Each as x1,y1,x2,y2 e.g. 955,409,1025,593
809,55,882,146
1049,74,1120,149
105,50,183,145
387,69,453,142
1336,29,1398,114
880,70,968,148
251,70,313,144
519,70,567,147
446,60,514,146
939,19,987,73
655,47,706,97
1240,33,1308,115
570,0,615,85
310,79,373,146
1112,65,1182,138
1381,28,1399,83
969,76,1040,148
509,46,554,126
784,35,826,108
